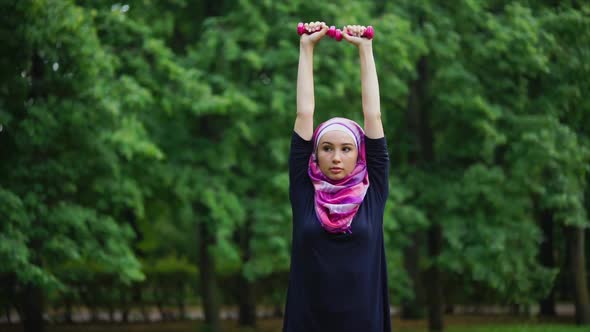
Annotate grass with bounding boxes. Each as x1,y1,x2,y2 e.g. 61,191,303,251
449,326,587,332
1,316,585,332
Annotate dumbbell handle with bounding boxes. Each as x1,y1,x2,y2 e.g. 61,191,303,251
327,26,343,41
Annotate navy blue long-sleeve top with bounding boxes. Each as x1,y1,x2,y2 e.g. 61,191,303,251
282,131,391,332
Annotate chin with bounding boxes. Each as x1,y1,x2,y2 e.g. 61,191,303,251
327,173,346,181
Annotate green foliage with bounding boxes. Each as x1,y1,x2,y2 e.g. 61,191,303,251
1,0,589,315
0,188,43,284
0,0,148,291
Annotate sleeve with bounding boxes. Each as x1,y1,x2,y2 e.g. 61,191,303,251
364,135,390,204
289,131,313,197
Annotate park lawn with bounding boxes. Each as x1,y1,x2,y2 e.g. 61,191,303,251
448,326,588,332
2,317,584,332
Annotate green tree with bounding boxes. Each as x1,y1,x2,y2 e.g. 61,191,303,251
0,1,158,331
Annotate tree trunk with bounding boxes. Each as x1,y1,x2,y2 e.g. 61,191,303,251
19,50,47,332
238,274,256,326
22,283,45,332
198,221,222,332
237,219,256,327
177,283,186,320
119,286,129,323
4,304,11,324
408,53,442,331
133,284,149,322
427,224,444,332
154,293,165,321
64,296,73,323
20,239,46,332
401,232,425,319
565,225,590,324
538,208,556,316
2,274,17,324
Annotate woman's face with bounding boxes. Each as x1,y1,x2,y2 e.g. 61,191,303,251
316,130,359,181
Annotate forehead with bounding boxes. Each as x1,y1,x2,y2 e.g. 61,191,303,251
318,130,356,145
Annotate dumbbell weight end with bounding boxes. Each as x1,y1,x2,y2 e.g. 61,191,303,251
363,26,374,39
297,22,305,36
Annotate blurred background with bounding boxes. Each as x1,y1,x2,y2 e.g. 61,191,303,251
1,1,589,332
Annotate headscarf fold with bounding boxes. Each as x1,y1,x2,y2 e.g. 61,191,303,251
308,117,369,234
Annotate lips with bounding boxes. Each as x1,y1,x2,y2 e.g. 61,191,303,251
330,167,343,174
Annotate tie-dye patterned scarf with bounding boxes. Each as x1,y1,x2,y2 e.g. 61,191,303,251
308,117,369,234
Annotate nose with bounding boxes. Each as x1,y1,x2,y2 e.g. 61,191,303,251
332,151,342,164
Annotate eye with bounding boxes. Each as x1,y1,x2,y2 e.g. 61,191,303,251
343,147,352,152
323,146,333,152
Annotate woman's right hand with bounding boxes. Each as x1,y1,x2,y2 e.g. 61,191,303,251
300,21,329,48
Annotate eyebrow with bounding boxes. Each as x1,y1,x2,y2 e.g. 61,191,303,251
321,142,354,146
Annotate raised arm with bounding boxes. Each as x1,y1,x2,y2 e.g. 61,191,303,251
342,25,384,139
295,22,328,141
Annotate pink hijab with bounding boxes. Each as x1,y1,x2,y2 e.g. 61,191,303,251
308,118,369,234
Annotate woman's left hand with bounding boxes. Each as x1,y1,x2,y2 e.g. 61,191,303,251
341,25,372,48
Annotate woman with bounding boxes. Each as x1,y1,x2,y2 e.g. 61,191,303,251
283,21,391,332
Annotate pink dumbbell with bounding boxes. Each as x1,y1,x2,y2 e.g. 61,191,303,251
297,23,374,41
297,22,343,41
